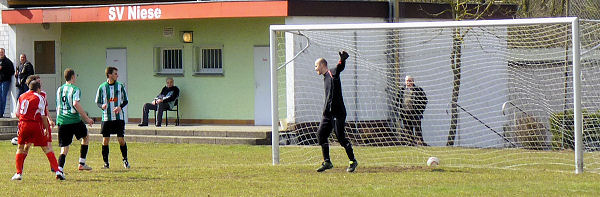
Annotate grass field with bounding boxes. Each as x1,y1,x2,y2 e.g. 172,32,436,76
1,141,600,196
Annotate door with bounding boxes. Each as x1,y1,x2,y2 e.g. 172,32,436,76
35,41,58,111
106,48,128,123
254,46,271,125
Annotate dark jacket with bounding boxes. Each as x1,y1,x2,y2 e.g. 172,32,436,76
0,57,14,82
156,86,180,109
322,60,346,117
16,61,34,87
398,85,428,119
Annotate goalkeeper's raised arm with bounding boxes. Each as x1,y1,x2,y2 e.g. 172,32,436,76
336,51,348,73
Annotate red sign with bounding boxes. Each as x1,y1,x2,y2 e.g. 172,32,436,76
2,1,288,24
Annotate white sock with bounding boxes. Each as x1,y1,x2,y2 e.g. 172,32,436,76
79,158,86,165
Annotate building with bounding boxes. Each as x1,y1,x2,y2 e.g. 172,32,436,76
0,0,389,125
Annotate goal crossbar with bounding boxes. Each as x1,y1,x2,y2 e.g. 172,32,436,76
270,17,578,31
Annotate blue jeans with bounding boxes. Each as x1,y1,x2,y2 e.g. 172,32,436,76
0,81,11,117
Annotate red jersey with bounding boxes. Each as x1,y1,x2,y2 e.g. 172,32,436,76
17,90,46,122
17,91,47,146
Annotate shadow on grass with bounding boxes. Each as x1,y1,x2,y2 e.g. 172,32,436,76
72,175,162,183
301,166,464,174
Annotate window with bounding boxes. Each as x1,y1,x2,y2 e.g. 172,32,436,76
34,41,55,74
154,47,183,74
194,45,223,74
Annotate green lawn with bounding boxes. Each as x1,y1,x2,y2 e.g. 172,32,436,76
1,141,599,196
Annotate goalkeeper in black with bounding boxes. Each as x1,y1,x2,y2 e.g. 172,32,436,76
314,51,357,173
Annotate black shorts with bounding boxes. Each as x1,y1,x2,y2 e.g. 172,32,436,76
58,121,88,147
101,120,125,137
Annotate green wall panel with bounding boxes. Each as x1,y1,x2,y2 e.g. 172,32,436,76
60,17,283,121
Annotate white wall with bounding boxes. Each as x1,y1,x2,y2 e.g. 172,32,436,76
12,23,62,111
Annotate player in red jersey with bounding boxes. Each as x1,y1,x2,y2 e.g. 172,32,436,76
11,80,65,181
24,75,57,171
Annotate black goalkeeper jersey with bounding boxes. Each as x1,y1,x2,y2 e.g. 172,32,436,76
322,60,346,117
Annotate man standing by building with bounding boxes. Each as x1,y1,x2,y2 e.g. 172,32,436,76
398,75,428,146
15,54,34,96
138,77,179,127
95,66,130,169
56,69,95,172
0,48,15,118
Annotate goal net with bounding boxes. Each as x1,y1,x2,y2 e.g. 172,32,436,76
270,17,600,173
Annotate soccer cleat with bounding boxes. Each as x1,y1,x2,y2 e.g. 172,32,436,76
138,123,148,127
347,160,358,173
79,164,93,171
316,160,333,172
11,173,22,181
103,162,110,169
55,171,66,180
123,159,130,169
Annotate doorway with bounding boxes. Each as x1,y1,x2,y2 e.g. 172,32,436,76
106,48,128,123
253,46,271,125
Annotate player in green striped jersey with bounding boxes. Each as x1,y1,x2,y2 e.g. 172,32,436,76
56,69,95,171
95,66,130,169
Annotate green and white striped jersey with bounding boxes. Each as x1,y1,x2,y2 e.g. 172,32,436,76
56,83,82,125
95,81,128,121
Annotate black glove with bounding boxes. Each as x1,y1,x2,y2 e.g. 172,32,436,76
339,51,349,62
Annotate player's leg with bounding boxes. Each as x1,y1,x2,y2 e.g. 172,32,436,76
57,124,74,172
116,120,129,168
139,102,156,126
102,137,110,168
12,143,30,180
333,115,358,172
41,145,64,180
76,122,92,170
118,137,130,168
101,121,111,168
316,116,334,172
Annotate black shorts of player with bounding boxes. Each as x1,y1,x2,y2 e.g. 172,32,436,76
58,121,88,147
101,120,125,137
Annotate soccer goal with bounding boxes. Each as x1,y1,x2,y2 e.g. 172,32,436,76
270,17,600,174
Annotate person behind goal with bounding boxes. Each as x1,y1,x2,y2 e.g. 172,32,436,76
56,69,95,172
12,80,65,180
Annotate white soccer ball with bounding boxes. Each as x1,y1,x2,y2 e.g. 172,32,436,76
427,157,440,167
10,137,18,145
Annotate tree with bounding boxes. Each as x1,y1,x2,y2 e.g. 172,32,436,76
439,1,507,146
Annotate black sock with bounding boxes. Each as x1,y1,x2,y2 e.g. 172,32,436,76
120,143,128,160
344,144,356,161
321,143,330,162
80,145,89,165
102,145,109,163
58,154,66,168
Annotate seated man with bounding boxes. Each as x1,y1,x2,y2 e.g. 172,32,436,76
138,77,179,127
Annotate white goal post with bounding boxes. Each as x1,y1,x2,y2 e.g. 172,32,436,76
270,17,588,174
